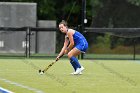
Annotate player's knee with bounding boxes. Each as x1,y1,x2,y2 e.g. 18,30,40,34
67,53,73,59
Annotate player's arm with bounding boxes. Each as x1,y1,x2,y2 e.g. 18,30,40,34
56,36,69,60
66,30,74,51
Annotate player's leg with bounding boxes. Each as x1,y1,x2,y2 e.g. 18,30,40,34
68,48,81,74
68,48,84,74
68,47,81,58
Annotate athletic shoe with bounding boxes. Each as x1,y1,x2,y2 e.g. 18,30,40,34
80,66,85,72
70,72,82,75
70,66,84,75
73,68,82,75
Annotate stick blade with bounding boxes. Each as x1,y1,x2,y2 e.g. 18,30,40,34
39,69,42,73
38,70,45,75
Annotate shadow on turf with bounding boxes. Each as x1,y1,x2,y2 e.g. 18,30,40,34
22,58,67,86
93,61,137,86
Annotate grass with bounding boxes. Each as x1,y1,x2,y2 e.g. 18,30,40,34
0,59,140,93
85,54,140,60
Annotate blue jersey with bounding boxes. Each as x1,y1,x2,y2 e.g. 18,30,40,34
73,31,88,53
73,31,86,45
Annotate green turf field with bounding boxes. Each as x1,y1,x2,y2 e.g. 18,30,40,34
0,59,140,93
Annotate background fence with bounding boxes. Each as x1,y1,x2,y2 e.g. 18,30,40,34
0,27,57,58
1,27,140,60
83,28,140,60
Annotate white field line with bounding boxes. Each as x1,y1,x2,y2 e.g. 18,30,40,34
0,77,44,93
0,87,14,93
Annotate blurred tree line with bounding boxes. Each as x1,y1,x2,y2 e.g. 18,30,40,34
88,0,140,54
1,0,140,53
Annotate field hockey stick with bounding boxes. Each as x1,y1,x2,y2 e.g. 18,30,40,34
42,60,57,73
39,54,64,74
